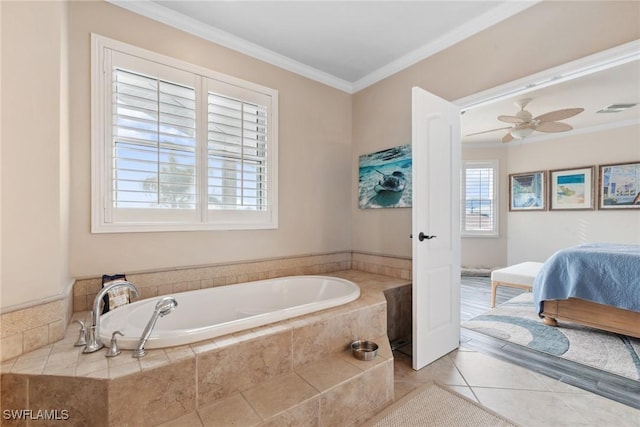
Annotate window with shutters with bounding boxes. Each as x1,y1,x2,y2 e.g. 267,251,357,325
461,160,498,237
91,35,278,232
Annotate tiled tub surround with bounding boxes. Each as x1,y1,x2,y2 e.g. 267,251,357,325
72,252,355,313
0,251,411,362
351,252,411,281
1,271,408,426
383,284,412,344
0,252,350,362
0,292,74,362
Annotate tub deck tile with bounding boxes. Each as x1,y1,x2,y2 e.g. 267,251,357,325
295,355,363,392
319,360,394,427
196,393,261,427
197,328,294,405
108,357,197,426
164,344,195,361
250,322,292,338
241,372,318,420
108,360,140,379
138,350,170,371
10,353,48,375
260,395,321,427
157,411,204,427
190,338,218,354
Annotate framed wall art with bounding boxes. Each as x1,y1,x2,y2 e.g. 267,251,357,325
598,161,640,209
358,144,412,209
549,166,595,210
509,171,546,211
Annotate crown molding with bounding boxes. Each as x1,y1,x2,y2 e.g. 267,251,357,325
107,0,354,92
107,0,538,94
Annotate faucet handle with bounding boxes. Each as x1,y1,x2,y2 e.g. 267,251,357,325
73,320,87,347
105,330,124,357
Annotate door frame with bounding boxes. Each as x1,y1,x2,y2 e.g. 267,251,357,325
454,41,638,113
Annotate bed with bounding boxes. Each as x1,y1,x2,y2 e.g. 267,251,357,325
533,243,640,339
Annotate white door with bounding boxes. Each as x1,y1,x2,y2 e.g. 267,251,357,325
411,87,461,370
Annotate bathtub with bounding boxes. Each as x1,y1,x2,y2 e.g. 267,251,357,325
99,275,360,350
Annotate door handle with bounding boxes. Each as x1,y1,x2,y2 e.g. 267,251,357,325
418,232,436,241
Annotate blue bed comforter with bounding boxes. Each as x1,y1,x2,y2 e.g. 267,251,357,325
533,243,640,315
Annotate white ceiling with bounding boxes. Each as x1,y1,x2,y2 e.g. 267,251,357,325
110,1,640,145
110,0,536,92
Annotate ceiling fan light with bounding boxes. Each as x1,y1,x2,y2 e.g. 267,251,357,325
510,127,535,139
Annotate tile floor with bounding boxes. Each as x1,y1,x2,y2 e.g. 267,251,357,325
392,347,640,427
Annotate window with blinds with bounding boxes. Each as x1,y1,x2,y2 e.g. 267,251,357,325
207,94,268,211
113,69,197,209
92,35,278,232
461,160,498,236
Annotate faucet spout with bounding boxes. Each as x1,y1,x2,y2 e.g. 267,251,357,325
132,296,177,358
83,280,139,353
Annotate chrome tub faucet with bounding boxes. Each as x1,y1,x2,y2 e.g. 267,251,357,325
83,281,139,353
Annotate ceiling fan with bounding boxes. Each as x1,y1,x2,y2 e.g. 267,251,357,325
468,98,584,143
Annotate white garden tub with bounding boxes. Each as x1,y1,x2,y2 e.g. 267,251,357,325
99,275,360,349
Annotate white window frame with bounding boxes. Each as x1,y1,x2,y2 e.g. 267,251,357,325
91,34,278,233
461,160,498,237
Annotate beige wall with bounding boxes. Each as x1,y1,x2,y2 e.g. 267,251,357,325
2,0,639,310
351,1,640,265
66,2,352,279
507,125,640,264
1,0,352,309
1,1,71,308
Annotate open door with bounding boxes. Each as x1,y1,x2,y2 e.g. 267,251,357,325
411,87,461,370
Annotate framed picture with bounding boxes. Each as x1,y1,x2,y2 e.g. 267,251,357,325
509,171,546,211
598,161,640,209
549,166,595,210
358,144,412,209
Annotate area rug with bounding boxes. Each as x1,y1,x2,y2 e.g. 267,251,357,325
462,292,640,382
361,382,518,427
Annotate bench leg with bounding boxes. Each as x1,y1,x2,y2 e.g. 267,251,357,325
490,281,498,308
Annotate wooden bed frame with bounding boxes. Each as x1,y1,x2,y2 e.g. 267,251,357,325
541,298,640,339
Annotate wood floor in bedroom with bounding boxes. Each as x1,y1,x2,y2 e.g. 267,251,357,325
389,276,640,427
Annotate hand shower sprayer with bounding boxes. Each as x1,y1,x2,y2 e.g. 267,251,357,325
132,296,178,358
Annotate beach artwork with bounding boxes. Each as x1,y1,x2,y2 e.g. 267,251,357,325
549,166,594,210
509,171,546,211
358,144,412,209
599,162,640,209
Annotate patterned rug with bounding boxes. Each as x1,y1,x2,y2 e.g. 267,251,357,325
462,293,640,382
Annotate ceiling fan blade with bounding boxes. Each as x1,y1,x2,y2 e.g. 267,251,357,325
534,108,584,123
535,121,573,133
502,132,514,143
498,115,524,124
466,126,512,137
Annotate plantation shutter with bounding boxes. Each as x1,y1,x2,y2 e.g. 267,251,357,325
462,163,496,233
207,92,268,211
112,68,197,209
93,35,278,232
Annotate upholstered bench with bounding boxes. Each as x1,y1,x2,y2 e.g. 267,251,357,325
490,262,543,307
